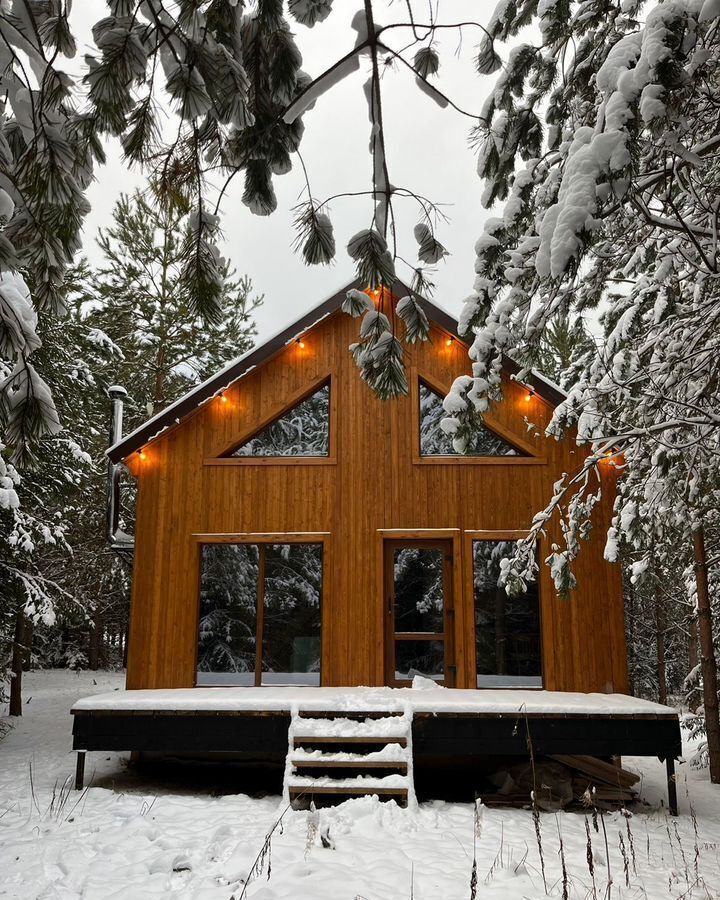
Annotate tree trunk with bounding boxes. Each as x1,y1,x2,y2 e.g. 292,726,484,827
152,344,166,415
123,618,129,668
9,609,30,716
625,576,636,695
693,527,720,783
88,610,103,670
654,569,668,706
689,615,699,672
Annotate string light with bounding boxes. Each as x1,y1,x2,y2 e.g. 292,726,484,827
297,338,305,349
445,336,454,347
220,392,228,403
137,449,146,459
525,389,535,402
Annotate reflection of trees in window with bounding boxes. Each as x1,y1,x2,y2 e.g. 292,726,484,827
263,544,322,680
419,383,521,457
197,542,323,685
393,548,444,633
230,384,330,457
473,540,541,685
198,543,259,678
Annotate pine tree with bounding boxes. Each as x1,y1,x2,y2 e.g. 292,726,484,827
79,187,261,430
535,314,595,390
1,186,261,709
1,269,116,715
441,0,720,780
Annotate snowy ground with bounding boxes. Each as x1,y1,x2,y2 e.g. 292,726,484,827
0,671,718,899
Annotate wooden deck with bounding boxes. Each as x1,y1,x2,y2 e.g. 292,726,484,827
71,687,682,812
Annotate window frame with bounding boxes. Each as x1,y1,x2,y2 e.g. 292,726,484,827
205,373,337,466
411,369,545,465
464,530,544,690
193,532,329,687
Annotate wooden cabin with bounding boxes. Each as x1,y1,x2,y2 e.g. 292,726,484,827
72,282,681,810
109,281,628,694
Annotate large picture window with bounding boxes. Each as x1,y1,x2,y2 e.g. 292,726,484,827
197,542,323,686
419,382,524,457
473,540,542,688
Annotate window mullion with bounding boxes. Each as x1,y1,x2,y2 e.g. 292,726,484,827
255,544,266,687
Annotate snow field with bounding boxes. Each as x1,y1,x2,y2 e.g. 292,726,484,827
1,670,719,900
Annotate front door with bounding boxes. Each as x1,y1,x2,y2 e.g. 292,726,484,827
384,540,455,687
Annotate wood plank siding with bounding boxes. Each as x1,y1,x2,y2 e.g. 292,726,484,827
123,302,628,694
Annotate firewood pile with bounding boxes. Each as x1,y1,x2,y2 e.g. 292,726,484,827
479,754,640,811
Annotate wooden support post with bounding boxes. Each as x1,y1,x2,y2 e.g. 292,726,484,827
666,757,678,816
75,751,86,791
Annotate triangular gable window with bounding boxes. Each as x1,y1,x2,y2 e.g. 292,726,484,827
419,382,525,457
227,383,330,457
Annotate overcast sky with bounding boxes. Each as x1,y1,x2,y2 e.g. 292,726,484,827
75,2,494,342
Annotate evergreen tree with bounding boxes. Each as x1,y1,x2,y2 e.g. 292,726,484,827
2,187,260,710
535,314,595,390
441,0,720,780
82,188,261,430
1,270,117,715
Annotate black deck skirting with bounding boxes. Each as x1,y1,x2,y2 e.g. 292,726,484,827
71,708,682,813
411,713,682,760
72,710,292,755
72,709,681,762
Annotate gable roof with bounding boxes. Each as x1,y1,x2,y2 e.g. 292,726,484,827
108,279,566,464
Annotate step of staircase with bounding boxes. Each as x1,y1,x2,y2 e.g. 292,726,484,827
292,715,409,740
285,710,414,808
296,709,405,720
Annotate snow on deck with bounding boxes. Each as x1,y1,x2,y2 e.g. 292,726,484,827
72,684,677,717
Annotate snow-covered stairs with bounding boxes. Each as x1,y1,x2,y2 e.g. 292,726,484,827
285,709,413,808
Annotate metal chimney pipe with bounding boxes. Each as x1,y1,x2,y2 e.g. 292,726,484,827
106,386,134,551
108,385,127,446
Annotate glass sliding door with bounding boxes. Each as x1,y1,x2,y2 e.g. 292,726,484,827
384,540,455,686
261,543,322,685
197,543,260,685
472,540,542,688
197,542,322,686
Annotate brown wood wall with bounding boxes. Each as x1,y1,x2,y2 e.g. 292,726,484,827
124,305,628,694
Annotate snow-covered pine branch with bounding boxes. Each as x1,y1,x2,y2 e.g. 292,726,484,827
442,0,720,588
0,1,508,464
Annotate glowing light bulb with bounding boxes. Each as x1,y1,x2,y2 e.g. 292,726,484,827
297,339,305,349
137,449,145,459
525,390,534,402
220,393,228,403
446,337,454,347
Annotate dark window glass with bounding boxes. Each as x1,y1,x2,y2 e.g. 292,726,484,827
229,383,330,457
393,547,444,633
197,543,323,686
473,540,542,687
395,640,445,682
197,543,259,684
262,544,322,685
419,382,522,457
